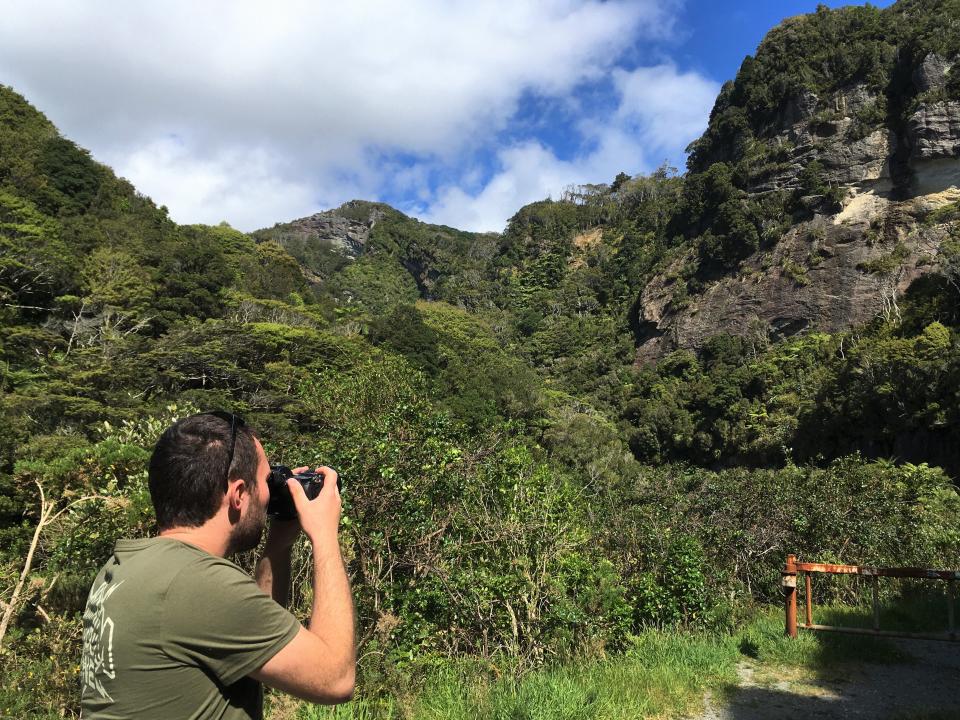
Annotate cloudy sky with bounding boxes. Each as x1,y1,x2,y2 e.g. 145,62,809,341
0,0,891,233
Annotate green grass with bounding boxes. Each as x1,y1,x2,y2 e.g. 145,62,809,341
298,632,741,720
291,601,939,720
735,604,910,668
819,590,957,634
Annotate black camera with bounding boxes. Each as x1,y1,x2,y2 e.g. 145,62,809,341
267,464,340,520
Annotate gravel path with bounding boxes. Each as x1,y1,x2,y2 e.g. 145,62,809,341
693,639,960,720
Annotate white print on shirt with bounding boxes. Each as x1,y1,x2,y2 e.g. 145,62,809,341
81,577,124,701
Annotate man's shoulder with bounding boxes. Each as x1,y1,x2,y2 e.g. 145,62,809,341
147,540,253,593
107,538,247,596
158,545,264,607
115,537,241,570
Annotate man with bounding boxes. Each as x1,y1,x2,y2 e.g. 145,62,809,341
80,412,356,719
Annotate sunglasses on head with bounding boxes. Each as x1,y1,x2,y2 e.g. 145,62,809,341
202,411,247,487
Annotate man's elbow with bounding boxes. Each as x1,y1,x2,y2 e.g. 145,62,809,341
327,666,355,703
310,666,355,705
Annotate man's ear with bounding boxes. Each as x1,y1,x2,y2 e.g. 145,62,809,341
226,477,248,511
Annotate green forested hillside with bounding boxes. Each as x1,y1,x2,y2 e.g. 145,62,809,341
2,2,960,716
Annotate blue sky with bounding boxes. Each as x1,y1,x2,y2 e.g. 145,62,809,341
0,1,893,233
673,1,893,81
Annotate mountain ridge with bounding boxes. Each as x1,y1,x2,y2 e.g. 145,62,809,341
1,0,958,479
251,2,960,363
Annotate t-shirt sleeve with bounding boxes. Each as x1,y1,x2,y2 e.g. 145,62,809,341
162,557,301,686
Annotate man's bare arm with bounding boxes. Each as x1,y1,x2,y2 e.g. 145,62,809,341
251,469,356,704
255,543,292,606
256,516,303,605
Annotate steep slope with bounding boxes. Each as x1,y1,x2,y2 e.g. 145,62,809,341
254,201,500,312
636,0,960,360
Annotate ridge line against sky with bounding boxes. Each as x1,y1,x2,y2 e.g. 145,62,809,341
0,0,893,233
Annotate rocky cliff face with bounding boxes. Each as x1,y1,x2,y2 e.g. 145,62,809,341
259,200,387,259
636,51,960,362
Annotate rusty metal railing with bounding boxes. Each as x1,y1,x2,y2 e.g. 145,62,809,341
783,554,960,642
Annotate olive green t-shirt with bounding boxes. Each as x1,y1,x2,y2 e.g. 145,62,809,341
80,537,300,720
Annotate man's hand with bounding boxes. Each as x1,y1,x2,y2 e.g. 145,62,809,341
261,465,312,553
287,466,341,548
252,465,356,704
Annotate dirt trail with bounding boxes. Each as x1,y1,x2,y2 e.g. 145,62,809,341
693,639,960,719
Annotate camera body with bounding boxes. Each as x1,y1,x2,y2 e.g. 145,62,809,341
267,464,339,520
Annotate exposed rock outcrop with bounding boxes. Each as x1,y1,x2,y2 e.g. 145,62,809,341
747,84,895,195
913,53,952,93
636,195,955,362
636,51,960,363
908,101,960,160
262,200,387,259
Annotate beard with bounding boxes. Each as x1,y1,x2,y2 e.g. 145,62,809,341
229,489,267,554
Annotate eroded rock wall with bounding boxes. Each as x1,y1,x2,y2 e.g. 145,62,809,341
636,53,960,363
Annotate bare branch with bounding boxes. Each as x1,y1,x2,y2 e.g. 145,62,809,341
0,483,106,649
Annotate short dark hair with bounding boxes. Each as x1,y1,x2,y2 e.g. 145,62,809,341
148,413,260,530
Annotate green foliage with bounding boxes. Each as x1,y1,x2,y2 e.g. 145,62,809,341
36,136,104,214
793,321,959,462
82,247,155,312
607,459,960,611
858,241,910,275
924,200,960,227
623,337,768,465
619,310,960,473
416,302,544,428
781,258,810,286
628,533,710,627
939,234,960,294
0,614,84,719
332,254,420,315
243,240,311,302
2,18,960,715
0,190,72,309
369,304,442,375
688,4,903,172
670,163,762,272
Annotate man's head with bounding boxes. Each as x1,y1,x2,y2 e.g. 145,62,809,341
148,412,269,552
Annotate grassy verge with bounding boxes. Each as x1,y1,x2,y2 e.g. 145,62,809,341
295,631,740,720
282,603,927,720
735,604,911,668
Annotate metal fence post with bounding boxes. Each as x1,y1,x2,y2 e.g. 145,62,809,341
872,575,880,631
784,554,798,638
949,580,956,641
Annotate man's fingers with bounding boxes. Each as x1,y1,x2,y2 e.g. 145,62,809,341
286,478,309,512
317,466,340,495
316,466,338,480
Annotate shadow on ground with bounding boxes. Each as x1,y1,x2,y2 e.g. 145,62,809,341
710,594,960,720
720,682,960,720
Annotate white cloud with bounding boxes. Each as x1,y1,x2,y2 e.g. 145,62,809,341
0,1,682,230
613,64,721,151
421,64,719,232
108,138,324,230
422,142,581,232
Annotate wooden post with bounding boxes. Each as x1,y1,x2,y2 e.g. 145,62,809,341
784,554,798,638
805,573,813,626
872,575,880,631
